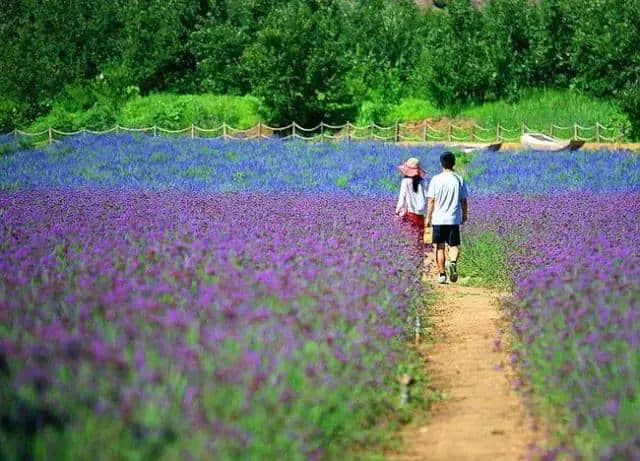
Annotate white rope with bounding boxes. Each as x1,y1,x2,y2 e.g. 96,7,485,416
86,127,117,134
599,125,618,133
323,133,346,140
300,134,324,142
473,134,495,142
348,124,372,132
372,123,394,131
118,125,152,132
597,123,617,132
194,125,224,133
157,126,191,134
225,126,253,134
51,128,83,136
398,133,422,141
293,122,322,132
15,129,49,137
322,123,347,130
263,123,294,132
5,121,624,144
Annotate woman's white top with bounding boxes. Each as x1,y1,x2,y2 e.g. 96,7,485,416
395,177,428,216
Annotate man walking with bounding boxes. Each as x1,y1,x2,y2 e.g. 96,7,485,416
425,152,469,284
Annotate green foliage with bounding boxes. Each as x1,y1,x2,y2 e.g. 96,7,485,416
568,0,640,99
358,98,445,125
2,0,640,136
458,231,512,289
620,83,640,140
460,89,627,130
414,0,491,107
119,94,266,130
189,0,274,95
28,82,121,132
242,0,357,125
361,89,627,134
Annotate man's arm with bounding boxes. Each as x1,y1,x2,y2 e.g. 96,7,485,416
426,197,435,227
461,198,468,224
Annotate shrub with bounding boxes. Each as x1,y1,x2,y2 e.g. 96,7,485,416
118,94,266,130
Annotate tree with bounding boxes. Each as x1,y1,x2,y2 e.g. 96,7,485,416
242,0,355,125
414,0,492,107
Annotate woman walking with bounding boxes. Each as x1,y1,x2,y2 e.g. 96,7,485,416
395,157,428,243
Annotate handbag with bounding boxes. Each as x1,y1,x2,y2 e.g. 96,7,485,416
423,225,433,244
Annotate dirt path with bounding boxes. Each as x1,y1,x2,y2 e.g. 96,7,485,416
388,253,538,461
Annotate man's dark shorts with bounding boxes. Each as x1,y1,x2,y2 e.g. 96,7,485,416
432,225,461,246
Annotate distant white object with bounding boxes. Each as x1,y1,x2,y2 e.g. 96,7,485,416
520,133,585,151
449,142,503,154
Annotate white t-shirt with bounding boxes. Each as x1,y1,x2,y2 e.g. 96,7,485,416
395,177,427,216
426,171,468,225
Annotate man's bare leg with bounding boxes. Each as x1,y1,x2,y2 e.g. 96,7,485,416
447,245,460,282
436,243,446,274
449,245,460,263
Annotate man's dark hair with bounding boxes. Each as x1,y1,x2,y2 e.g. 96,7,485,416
440,152,456,169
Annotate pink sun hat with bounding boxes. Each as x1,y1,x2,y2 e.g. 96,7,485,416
398,157,426,178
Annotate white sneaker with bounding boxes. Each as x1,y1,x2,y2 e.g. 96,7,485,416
438,274,447,284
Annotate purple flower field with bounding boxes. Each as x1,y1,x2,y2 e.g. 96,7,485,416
465,193,640,459
0,190,424,459
2,136,640,459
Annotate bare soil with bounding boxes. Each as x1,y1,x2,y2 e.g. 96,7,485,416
387,252,539,460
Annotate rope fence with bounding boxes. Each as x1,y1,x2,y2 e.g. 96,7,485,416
6,121,625,145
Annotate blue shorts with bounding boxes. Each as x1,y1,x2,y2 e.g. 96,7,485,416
432,225,461,246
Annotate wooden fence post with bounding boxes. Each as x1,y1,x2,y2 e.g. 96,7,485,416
471,124,475,142
48,127,53,144
223,123,227,139
370,124,374,141
153,125,157,137
292,122,296,139
447,123,452,142
574,123,578,141
596,123,600,143
395,122,399,143
320,122,324,142
423,121,427,143
347,123,351,142
191,124,195,139
258,122,262,139
496,124,501,142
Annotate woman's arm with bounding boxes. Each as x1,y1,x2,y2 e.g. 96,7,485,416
395,180,408,216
